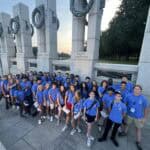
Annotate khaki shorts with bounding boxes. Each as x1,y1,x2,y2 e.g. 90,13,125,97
127,116,144,128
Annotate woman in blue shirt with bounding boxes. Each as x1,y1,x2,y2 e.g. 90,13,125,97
83,91,100,147
56,85,66,125
70,90,83,135
36,85,44,125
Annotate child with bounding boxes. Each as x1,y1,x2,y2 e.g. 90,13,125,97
48,82,58,122
98,91,127,147
36,85,44,125
43,83,50,119
61,84,75,132
70,90,83,135
14,85,25,117
56,85,66,125
83,91,100,147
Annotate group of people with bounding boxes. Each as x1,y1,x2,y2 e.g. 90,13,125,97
0,71,149,150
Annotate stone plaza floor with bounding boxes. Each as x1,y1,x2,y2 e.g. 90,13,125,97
0,99,150,150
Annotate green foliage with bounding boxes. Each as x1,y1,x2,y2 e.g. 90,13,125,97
100,0,150,61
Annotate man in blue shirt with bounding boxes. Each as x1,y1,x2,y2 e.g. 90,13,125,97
123,85,149,150
98,91,127,147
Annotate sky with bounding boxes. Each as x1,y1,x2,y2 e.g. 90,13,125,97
0,0,121,54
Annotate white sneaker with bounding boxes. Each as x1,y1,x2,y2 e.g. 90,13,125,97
16,106,20,110
12,105,16,109
89,136,94,141
43,116,46,119
38,119,42,125
99,126,102,132
50,116,53,122
55,115,59,119
70,128,76,135
76,126,81,133
87,138,91,147
61,125,68,132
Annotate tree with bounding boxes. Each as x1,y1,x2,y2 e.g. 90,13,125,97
100,0,150,61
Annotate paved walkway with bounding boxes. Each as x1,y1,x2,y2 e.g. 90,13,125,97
0,99,150,150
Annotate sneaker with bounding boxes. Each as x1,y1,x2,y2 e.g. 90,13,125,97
87,138,91,147
61,125,68,132
50,116,53,122
98,126,102,132
38,119,42,125
98,137,106,142
136,142,143,150
110,138,119,147
118,131,127,137
43,116,46,119
89,136,94,141
16,106,20,110
55,115,59,119
76,126,81,133
12,105,16,109
70,128,76,135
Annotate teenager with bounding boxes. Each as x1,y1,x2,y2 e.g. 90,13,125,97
48,82,58,122
83,91,100,147
98,91,127,147
70,90,83,135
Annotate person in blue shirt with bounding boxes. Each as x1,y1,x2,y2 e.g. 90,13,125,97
62,84,75,132
8,78,16,108
70,90,83,135
122,85,149,150
1,75,10,109
85,76,92,93
83,91,100,147
98,80,108,99
14,85,25,117
80,82,88,99
48,82,58,122
56,85,66,125
98,91,127,147
43,83,50,119
36,84,44,125
116,81,129,102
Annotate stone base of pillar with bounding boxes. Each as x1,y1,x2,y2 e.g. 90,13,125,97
0,53,10,75
137,63,150,96
71,58,97,80
16,53,28,73
37,54,52,72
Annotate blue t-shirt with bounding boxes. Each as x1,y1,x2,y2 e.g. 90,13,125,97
31,83,38,94
1,80,8,93
102,93,115,109
43,89,49,101
48,88,58,101
124,93,148,119
66,90,75,104
83,98,100,116
57,92,65,105
116,88,129,102
109,101,127,124
20,81,32,96
98,86,106,96
73,101,83,114
36,91,44,104
14,90,25,102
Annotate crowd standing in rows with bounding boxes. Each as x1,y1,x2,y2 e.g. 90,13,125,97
0,71,149,150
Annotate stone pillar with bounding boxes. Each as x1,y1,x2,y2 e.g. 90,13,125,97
35,0,58,72
13,3,33,73
0,13,15,75
137,7,150,96
71,0,104,79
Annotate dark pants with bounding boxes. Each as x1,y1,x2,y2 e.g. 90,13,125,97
102,118,121,140
4,96,11,109
19,101,24,116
